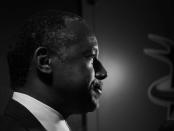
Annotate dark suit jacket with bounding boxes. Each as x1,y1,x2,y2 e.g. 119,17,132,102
0,99,46,131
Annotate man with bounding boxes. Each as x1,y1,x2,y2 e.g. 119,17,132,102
0,10,107,131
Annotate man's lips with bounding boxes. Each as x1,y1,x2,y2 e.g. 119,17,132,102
90,80,103,95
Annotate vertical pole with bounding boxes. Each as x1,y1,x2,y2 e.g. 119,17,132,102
82,113,87,131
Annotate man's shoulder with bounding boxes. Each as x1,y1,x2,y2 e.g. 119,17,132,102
0,115,27,131
1,99,46,131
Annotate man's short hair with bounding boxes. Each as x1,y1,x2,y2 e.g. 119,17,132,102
7,10,83,89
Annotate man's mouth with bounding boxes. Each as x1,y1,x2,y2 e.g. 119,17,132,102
90,80,103,96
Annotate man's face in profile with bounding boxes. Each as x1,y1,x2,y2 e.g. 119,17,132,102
50,19,107,113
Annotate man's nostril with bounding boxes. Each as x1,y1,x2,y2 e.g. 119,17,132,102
95,72,107,80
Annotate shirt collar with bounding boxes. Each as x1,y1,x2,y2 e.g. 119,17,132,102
12,92,70,131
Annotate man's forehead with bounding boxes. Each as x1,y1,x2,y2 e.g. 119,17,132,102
84,35,99,53
65,20,98,47
86,35,99,52
64,18,97,42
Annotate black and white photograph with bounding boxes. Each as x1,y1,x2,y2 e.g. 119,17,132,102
0,0,174,131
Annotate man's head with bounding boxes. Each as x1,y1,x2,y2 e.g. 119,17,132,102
7,10,107,116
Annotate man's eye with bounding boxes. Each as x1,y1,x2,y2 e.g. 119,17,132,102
85,54,96,60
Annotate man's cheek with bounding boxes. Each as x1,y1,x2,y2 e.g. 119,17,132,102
86,65,95,81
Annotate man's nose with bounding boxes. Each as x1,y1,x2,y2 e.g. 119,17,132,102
93,58,107,80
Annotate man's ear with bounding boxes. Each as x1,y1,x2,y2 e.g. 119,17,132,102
34,47,52,74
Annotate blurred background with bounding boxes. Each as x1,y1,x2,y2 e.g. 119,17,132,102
0,0,174,131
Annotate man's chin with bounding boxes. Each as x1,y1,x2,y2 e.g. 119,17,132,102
73,89,101,113
88,98,99,112
91,89,101,107
83,93,100,113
